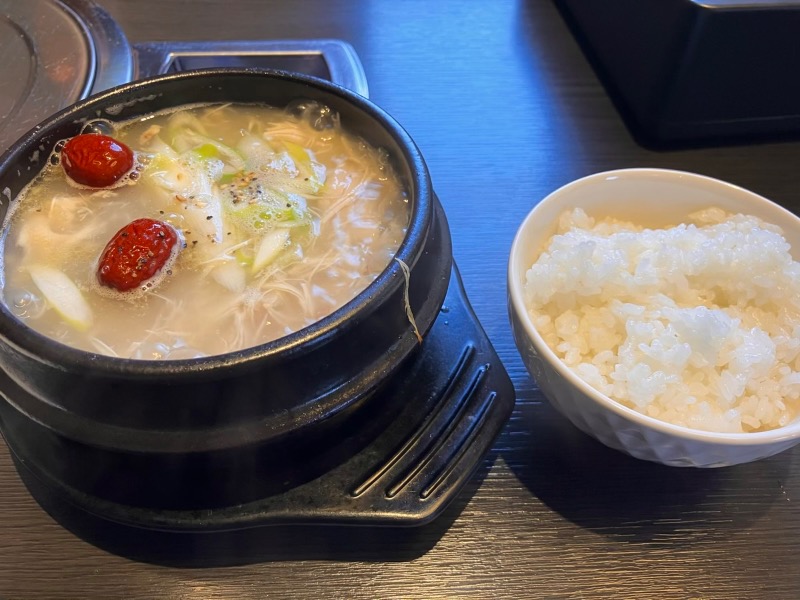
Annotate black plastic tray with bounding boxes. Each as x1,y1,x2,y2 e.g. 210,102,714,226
0,262,514,533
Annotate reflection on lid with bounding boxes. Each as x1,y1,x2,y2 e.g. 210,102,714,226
0,0,95,151
0,0,137,153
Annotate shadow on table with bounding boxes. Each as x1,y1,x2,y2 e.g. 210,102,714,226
503,395,790,545
17,447,492,568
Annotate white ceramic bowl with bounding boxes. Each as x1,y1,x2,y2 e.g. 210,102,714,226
508,168,800,467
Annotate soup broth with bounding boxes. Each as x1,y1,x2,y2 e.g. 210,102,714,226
1,103,409,359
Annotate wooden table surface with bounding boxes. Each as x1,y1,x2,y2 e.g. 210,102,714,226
2,1,800,598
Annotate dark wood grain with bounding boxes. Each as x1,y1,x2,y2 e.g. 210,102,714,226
3,0,800,598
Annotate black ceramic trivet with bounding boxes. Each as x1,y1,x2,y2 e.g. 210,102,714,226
0,263,514,532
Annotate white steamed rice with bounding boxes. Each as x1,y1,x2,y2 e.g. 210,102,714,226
524,207,800,433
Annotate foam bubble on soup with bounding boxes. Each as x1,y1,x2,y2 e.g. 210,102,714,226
1,103,409,359
525,207,800,434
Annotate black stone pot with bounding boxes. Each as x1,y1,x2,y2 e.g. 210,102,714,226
0,69,453,511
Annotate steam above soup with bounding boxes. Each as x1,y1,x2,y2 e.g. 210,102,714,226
0,102,409,359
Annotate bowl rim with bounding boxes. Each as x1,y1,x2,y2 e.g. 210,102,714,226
508,167,800,446
0,67,433,379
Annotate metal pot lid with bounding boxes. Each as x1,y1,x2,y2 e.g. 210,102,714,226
0,0,133,152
